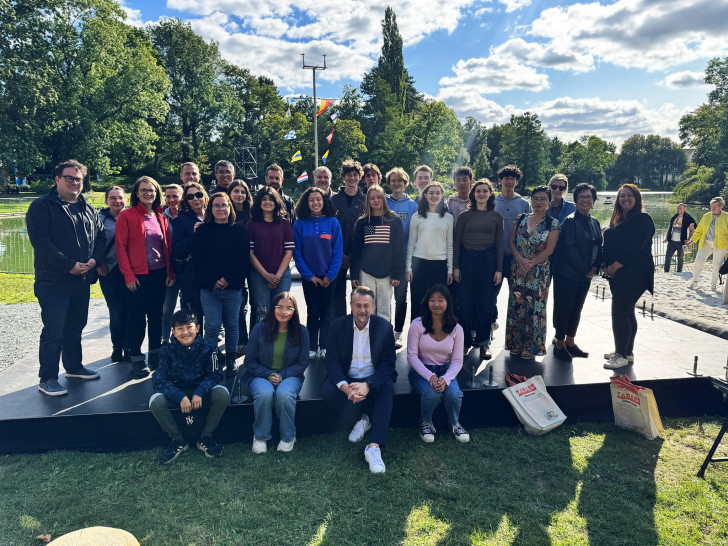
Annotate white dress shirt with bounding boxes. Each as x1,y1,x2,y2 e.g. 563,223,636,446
337,317,375,388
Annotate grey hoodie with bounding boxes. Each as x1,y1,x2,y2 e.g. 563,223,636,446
494,192,532,256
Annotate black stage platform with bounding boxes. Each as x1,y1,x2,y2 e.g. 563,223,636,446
2,282,727,453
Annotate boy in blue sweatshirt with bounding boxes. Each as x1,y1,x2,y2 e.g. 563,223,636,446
150,309,230,464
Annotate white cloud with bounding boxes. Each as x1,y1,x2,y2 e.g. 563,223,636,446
439,55,550,94
119,0,144,27
499,0,531,13
494,38,593,73
529,0,728,71
661,71,708,89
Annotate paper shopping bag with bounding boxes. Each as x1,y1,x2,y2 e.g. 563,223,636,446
502,374,566,435
610,375,663,440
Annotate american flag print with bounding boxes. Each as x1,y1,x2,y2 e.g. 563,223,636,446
364,224,390,244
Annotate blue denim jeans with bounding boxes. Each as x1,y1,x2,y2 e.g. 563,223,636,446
248,267,292,323
199,288,243,355
249,376,302,442
34,280,90,381
408,367,463,425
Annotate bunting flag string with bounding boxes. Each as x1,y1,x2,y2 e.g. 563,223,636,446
284,130,296,140
321,149,329,165
327,130,334,144
317,99,332,116
284,106,291,120
297,171,309,183
291,150,302,162
330,112,339,123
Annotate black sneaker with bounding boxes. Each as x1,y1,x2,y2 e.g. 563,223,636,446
65,366,100,379
552,346,573,361
110,348,124,362
480,346,492,360
159,439,188,465
132,359,150,378
566,344,589,358
38,379,68,396
197,436,223,458
147,352,159,371
419,418,436,443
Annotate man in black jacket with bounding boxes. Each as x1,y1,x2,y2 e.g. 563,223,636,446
265,163,295,223
26,160,106,396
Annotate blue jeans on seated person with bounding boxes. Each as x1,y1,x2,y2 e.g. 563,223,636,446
408,366,463,425
199,288,242,356
248,376,302,442
248,267,292,323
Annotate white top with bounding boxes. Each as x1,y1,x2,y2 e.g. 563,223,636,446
336,317,375,387
406,212,454,273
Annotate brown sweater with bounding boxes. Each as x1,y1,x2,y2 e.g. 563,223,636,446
453,209,504,272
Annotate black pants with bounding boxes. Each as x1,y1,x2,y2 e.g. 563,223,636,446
552,274,591,340
99,265,129,351
334,267,349,318
410,257,447,322
176,261,204,329
664,240,684,272
458,246,497,347
492,254,514,322
125,268,167,357
322,376,394,447
393,265,408,333
609,278,645,356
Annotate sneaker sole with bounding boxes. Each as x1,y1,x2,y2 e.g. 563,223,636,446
161,444,188,465
65,372,100,380
277,440,296,452
603,353,634,363
419,434,435,443
196,442,221,458
348,422,371,443
38,385,67,396
454,434,470,443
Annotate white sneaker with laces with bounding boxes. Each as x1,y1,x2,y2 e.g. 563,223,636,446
348,414,371,443
394,332,403,349
364,445,386,473
491,321,499,331
603,353,629,369
603,352,634,363
277,438,295,452
309,350,318,359
252,437,267,454
318,348,327,359
451,423,470,443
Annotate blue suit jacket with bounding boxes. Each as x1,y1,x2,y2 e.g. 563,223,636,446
325,314,397,392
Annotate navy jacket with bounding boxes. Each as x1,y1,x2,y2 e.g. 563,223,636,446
153,335,222,403
243,322,310,382
325,314,397,392
553,212,603,281
26,187,105,283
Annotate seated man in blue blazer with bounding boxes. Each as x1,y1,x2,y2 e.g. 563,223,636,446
323,286,397,474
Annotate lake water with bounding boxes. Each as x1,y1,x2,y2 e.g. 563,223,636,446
0,192,712,273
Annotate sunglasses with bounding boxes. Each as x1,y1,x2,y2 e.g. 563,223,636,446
186,192,204,200
550,185,566,191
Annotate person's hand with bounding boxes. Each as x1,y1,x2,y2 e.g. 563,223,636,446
349,381,369,402
391,279,400,287
434,377,446,393
406,271,413,283
271,273,282,287
269,373,281,386
69,262,85,275
428,375,439,391
494,271,503,285
446,273,453,285
191,394,203,410
663,238,668,243
351,279,359,288
263,271,277,285
341,383,363,402
86,258,96,269
97,263,109,276
518,258,534,275
126,279,140,292
340,255,351,270
193,221,203,232
586,267,598,279
180,396,192,414
214,277,228,290
453,269,461,283
310,276,323,286
685,240,694,248
166,276,175,287
321,276,332,288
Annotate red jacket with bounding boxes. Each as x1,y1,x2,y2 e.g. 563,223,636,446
115,203,175,284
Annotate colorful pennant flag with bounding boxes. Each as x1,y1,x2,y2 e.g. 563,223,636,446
326,130,334,144
297,171,309,184
291,150,302,162
322,149,329,164
284,130,296,140
331,112,339,123
317,99,332,116
284,107,291,120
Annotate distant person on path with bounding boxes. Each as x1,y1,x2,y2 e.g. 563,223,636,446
687,197,728,290
27,159,106,396
547,174,575,225
98,186,130,363
492,165,531,331
244,292,309,454
323,287,397,474
362,164,382,189
150,310,229,465
265,163,296,223
602,184,655,370
663,203,695,273
331,160,366,317
212,160,234,194
551,183,602,361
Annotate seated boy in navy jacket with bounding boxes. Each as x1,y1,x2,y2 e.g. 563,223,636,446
149,310,230,464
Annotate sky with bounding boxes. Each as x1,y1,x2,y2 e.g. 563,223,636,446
120,0,728,148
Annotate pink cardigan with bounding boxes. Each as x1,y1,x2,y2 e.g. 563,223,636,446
406,317,464,385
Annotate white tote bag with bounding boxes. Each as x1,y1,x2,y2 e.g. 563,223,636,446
502,374,567,435
610,375,663,440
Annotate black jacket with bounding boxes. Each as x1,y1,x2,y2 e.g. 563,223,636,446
192,221,250,291
331,187,366,257
553,211,603,281
603,212,655,295
26,187,105,283
665,212,696,244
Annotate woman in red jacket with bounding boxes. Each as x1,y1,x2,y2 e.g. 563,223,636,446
116,176,175,377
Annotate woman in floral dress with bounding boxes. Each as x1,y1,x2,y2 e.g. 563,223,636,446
505,186,559,360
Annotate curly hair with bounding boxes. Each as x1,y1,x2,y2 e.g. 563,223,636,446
497,165,522,180
251,186,286,222
295,186,337,219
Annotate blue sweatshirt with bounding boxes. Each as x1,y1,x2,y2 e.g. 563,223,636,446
293,215,343,281
153,335,222,404
386,194,418,253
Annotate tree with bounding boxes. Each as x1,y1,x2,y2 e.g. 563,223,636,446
612,134,686,189
497,113,550,191
556,135,616,191
461,117,492,179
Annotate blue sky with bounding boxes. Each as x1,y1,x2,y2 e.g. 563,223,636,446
121,0,728,147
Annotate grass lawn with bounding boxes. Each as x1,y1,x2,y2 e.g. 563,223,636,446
1,418,727,545
0,274,103,304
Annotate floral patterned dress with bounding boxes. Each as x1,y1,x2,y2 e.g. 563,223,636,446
505,213,559,356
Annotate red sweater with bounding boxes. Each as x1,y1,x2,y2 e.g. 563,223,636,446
115,203,174,284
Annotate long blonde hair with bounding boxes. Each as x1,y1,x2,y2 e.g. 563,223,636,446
359,184,394,222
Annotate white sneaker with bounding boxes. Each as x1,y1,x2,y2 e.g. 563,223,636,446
309,350,318,359
451,423,470,443
364,445,386,474
603,354,629,369
603,352,634,363
491,321,499,331
277,438,295,452
318,348,327,359
348,414,371,443
252,437,267,454
394,332,403,349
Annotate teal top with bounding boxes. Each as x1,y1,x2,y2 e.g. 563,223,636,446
271,331,287,372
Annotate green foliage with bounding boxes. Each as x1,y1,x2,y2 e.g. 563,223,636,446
557,135,616,191
612,134,686,190
497,113,550,191
671,165,726,204
0,273,103,303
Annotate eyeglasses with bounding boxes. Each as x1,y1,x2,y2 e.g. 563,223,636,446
576,195,595,201
61,175,83,184
186,192,204,200
211,204,230,210
274,306,295,313
550,185,566,191
138,188,156,194
216,170,233,174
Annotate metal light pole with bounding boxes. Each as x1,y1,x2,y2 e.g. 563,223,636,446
301,54,327,167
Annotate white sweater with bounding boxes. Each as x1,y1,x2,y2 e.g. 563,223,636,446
406,212,454,273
